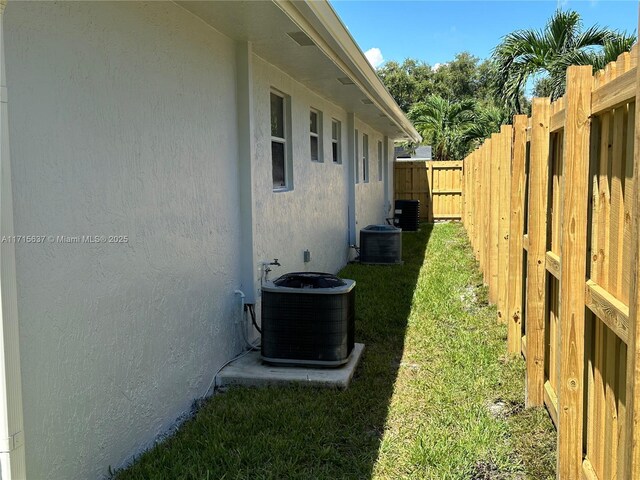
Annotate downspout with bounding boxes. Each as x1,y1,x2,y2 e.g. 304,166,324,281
383,135,391,217
235,41,257,306
346,113,356,246
0,1,27,478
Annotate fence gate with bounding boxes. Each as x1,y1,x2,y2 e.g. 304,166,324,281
394,160,463,221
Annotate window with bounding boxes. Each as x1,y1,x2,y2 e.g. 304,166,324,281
310,109,323,162
355,129,359,183
331,119,341,164
378,141,383,181
271,91,291,190
362,133,369,183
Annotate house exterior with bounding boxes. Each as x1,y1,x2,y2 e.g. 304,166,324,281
395,145,433,161
0,1,419,478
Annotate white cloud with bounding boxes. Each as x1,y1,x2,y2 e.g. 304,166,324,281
432,63,447,72
364,47,384,69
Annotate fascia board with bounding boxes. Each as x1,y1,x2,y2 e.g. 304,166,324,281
274,0,421,143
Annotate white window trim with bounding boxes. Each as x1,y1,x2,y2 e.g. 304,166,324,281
362,133,369,183
310,108,323,163
271,89,293,192
378,140,383,181
331,119,341,164
355,129,360,183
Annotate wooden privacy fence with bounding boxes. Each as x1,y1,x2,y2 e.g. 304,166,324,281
394,160,462,221
463,43,640,480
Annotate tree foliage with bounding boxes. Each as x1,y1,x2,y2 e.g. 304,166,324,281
378,53,507,159
493,10,636,115
378,53,499,113
408,96,475,160
377,59,433,112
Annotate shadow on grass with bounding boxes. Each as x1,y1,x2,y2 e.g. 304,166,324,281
115,225,432,480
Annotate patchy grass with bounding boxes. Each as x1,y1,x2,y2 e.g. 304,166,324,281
115,223,556,480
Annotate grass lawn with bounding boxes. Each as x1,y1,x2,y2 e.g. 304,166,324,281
115,223,556,480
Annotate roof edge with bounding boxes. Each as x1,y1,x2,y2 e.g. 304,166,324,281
274,0,421,143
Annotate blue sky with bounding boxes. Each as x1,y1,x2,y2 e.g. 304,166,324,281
330,1,638,68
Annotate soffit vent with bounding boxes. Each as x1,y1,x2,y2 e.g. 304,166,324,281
337,77,355,85
287,31,315,47
361,98,374,105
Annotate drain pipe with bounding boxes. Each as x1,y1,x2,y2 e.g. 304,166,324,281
234,290,259,350
235,41,257,305
383,135,392,218
346,112,357,247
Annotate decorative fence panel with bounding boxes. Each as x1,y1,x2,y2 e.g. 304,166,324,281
394,160,463,221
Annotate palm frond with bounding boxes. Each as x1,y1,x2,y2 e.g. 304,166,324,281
491,8,635,110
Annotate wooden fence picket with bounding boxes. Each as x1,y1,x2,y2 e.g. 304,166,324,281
460,37,640,477
557,64,592,480
506,116,527,355
497,125,512,324
525,97,551,407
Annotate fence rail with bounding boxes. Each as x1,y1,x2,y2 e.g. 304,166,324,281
462,41,640,479
394,160,462,221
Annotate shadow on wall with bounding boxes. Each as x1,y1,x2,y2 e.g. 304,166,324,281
115,225,432,480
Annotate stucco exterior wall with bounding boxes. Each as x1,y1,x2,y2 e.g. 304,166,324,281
354,120,388,231
5,3,243,479
2,2,397,478
251,56,352,280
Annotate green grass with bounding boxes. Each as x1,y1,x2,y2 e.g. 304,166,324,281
115,223,556,480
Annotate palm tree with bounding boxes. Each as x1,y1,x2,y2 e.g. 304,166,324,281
493,10,636,114
408,95,475,161
463,105,509,149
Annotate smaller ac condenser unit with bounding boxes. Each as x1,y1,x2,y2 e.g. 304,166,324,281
359,225,402,264
394,199,420,231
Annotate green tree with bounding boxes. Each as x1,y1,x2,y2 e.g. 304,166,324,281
377,59,433,112
493,10,635,114
463,105,509,150
431,53,488,101
408,96,475,160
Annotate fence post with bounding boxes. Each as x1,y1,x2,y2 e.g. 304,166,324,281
526,97,551,407
626,11,640,478
497,126,513,323
557,65,592,480
507,115,528,355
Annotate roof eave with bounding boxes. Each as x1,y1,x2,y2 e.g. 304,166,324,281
274,0,421,143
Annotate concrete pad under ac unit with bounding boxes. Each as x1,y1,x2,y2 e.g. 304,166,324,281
217,343,364,390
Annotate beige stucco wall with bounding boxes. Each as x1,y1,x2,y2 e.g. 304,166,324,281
354,119,389,232
251,57,390,284
6,2,243,478
3,2,395,479
251,55,351,279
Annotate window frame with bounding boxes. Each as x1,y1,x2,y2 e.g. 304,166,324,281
331,119,341,164
377,140,383,181
270,89,292,191
309,108,323,163
355,129,360,183
362,133,369,183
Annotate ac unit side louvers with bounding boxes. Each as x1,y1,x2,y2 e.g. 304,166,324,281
359,225,402,265
394,199,420,231
261,272,355,367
